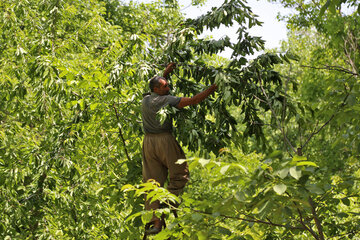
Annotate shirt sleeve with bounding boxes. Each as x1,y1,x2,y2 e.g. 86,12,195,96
166,95,182,107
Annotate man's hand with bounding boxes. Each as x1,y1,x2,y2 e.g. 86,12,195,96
177,84,217,109
163,62,176,79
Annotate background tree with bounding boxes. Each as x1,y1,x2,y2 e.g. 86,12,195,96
0,0,185,238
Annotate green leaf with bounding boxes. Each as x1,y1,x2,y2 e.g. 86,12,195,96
296,161,318,167
289,166,302,180
197,231,208,240
341,197,350,206
268,150,282,158
89,103,99,110
176,159,187,164
284,207,292,216
329,1,336,14
319,0,331,16
95,187,104,196
234,191,246,201
198,159,210,167
224,89,231,104
337,212,349,218
121,184,135,192
217,226,232,236
273,183,287,195
258,200,271,216
125,211,143,222
292,155,307,162
278,168,289,179
245,234,255,240
231,163,248,173
191,213,203,222
306,184,324,195
157,108,168,125
220,165,230,175
141,211,153,224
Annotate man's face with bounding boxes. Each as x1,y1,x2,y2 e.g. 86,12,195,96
154,79,170,95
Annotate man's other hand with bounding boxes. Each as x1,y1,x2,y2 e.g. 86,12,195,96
163,62,176,78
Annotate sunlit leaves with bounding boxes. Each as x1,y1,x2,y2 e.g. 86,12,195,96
185,0,261,34
122,180,180,206
0,0,149,238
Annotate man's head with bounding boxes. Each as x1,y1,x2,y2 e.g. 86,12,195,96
149,76,170,95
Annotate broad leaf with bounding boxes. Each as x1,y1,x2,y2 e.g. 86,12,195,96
273,183,287,195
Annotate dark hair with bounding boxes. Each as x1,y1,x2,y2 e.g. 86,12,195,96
149,75,165,92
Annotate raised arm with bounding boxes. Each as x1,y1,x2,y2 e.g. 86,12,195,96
177,84,217,109
163,62,176,79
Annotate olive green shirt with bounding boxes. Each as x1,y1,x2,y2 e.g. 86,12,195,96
142,93,181,134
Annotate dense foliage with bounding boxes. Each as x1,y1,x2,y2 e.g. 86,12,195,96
0,0,359,239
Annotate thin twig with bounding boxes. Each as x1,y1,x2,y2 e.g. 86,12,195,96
286,192,319,240
252,94,267,103
301,64,358,76
302,90,350,149
193,209,305,230
297,206,319,240
302,115,335,149
308,197,325,240
113,104,131,162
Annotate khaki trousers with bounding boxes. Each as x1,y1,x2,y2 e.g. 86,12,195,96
142,132,189,211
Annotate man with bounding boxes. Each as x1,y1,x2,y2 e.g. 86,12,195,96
141,63,217,234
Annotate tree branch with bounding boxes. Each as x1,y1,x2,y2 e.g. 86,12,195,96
308,197,325,240
300,64,359,76
292,150,324,239
113,104,131,162
343,29,359,76
297,208,320,239
301,114,335,149
302,89,350,149
286,192,319,240
252,94,267,103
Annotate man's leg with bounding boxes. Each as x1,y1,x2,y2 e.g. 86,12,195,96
142,134,168,233
142,134,168,211
160,134,189,196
